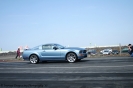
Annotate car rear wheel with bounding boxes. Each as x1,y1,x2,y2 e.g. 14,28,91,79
66,53,77,63
29,55,39,64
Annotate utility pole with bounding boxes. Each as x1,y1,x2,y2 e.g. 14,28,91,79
90,43,91,48
119,43,121,56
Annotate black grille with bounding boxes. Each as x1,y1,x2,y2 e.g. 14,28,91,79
83,50,87,53
80,50,87,53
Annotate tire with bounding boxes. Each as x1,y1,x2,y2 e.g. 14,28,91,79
29,54,39,64
66,53,77,63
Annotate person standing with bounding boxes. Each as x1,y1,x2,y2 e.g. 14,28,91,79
128,44,133,57
15,48,20,59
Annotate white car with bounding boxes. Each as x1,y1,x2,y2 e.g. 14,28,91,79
102,50,110,55
106,48,112,52
100,49,112,53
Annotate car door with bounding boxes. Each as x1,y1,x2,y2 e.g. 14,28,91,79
41,44,61,60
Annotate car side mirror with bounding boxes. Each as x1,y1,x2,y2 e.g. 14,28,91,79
53,47,58,50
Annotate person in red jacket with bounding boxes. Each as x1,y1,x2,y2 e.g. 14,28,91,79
15,48,20,59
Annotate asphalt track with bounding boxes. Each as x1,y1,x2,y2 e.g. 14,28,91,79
0,56,133,88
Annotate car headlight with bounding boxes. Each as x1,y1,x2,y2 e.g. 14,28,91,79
79,50,87,53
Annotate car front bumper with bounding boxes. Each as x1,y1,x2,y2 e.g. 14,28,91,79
78,53,87,59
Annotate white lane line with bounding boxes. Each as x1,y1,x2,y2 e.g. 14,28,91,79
0,72,133,73
0,77,133,81
0,65,133,69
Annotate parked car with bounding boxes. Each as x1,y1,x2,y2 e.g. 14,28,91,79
102,50,111,55
86,49,97,55
112,50,119,54
22,43,87,64
100,48,112,53
121,48,129,53
106,48,112,52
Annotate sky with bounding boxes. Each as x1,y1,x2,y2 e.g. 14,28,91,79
0,0,133,50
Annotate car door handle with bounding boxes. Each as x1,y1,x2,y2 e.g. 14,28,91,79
43,51,45,52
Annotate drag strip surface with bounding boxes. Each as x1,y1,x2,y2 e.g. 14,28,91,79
0,57,133,88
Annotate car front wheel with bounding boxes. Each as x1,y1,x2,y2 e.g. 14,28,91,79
66,53,77,63
29,55,39,64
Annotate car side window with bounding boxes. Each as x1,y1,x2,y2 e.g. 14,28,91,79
42,44,52,50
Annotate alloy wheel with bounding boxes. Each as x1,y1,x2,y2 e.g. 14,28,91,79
67,53,77,63
30,55,39,64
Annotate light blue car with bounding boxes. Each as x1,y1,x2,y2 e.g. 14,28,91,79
22,43,87,64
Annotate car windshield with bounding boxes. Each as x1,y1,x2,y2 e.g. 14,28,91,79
104,51,109,52
55,44,65,49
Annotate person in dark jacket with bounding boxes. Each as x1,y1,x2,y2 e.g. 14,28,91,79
15,48,20,59
128,44,133,57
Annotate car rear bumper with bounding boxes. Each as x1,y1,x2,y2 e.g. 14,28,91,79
22,55,29,61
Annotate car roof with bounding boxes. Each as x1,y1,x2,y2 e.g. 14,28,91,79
42,43,59,45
